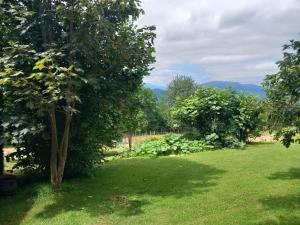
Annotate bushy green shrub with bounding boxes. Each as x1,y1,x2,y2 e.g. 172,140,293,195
204,133,246,149
172,87,264,147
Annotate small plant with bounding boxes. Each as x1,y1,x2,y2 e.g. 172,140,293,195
122,134,214,157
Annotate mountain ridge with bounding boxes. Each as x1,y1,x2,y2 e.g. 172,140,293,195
146,81,266,98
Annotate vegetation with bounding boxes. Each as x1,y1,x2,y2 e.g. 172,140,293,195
1,143,300,225
172,87,264,147
263,37,300,147
0,1,299,224
161,75,198,129
165,75,198,107
0,0,155,186
120,133,214,157
122,87,166,149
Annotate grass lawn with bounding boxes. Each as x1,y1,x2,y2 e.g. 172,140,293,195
1,142,300,225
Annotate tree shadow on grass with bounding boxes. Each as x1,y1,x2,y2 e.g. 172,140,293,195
255,216,300,225
35,157,226,220
0,181,40,225
255,193,300,225
254,168,300,225
268,168,300,180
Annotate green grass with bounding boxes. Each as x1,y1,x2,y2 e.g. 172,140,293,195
1,143,300,225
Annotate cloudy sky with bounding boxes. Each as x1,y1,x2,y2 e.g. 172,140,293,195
138,0,300,87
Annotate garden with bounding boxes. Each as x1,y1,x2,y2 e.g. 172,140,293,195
0,1,300,225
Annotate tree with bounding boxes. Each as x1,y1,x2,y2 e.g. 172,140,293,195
0,0,155,187
235,94,264,141
1,47,83,187
163,75,197,129
121,87,166,149
172,87,264,146
263,37,300,147
139,87,166,132
122,91,148,149
165,75,197,107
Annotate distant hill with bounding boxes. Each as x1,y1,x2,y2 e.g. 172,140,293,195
145,83,166,99
145,83,166,90
145,81,266,99
202,81,266,98
152,88,166,99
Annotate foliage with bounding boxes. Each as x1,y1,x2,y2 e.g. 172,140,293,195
121,87,166,149
140,87,166,132
263,37,300,148
122,133,214,157
162,75,197,129
122,87,166,133
0,0,156,184
172,87,264,146
165,75,198,106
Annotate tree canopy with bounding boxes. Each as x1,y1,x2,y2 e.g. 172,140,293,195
0,0,156,187
172,87,264,147
263,37,300,147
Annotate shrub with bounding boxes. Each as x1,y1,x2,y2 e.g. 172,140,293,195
122,134,214,157
172,87,264,147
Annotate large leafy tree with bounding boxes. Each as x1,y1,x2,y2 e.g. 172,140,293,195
163,75,197,129
263,37,300,147
140,88,166,132
0,0,155,187
172,87,264,146
165,75,197,107
122,87,166,149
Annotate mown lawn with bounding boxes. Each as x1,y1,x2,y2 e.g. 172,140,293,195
1,143,300,225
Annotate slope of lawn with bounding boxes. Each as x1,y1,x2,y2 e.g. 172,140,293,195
1,142,300,225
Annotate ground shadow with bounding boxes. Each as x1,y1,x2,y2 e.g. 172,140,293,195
260,193,300,211
268,168,300,180
254,168,300,225
255,216,300,225
0,181,40,225
255,193,300,225
34,157,225,220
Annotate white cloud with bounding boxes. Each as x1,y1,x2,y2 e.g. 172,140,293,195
138,0,300,85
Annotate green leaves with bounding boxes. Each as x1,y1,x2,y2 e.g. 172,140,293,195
172,87,264,146
0,0,156,177
33,58,48,71
263,36,300,147
122,134,213,157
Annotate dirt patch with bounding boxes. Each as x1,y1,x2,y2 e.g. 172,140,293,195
3,147,16,156
122,134,165,145
250,133,275,142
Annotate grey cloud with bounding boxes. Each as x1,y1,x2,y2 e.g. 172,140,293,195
138,0,300,85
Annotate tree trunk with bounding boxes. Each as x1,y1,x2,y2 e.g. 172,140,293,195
49,106,73,188
0,146,3,176
57,112,72,184
49,105,59,187
128,133,133,150
0,91,4,175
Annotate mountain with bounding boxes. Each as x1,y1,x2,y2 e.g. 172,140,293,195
145,83,166,90
145,81,266,99
152,88,166,99
201,81,266,98
145,83,166,99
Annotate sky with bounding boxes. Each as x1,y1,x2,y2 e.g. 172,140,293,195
138,0,300,87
